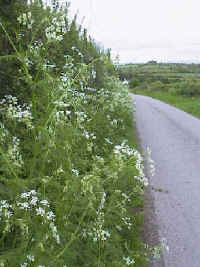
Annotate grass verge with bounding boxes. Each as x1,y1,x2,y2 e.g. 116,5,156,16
133,90,200,118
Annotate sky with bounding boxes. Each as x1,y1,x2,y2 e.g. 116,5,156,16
68,0,200,64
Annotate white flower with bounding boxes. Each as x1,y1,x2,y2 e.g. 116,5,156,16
105,138,113,144
27,254,35,262
20,192,29,199
46,211,55,220
20,190,37,199
161,237,169,252
5,210,13,218
123,256,135,265
0,200,10,209
29,190,37,195
122,217,132,230
72,169,79,176
122,193,131,202
40,200,49,207
146,146,156,177
30,196,38,206
50,222,60,244
99,192,106,210
36,207,45,216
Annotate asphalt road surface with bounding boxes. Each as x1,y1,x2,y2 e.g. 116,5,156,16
132,94,200,267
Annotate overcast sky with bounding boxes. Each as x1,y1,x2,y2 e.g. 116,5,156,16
69,0,200,63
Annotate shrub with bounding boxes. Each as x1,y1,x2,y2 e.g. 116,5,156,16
148,81,167,92
129,78,140,89
176,80,200,96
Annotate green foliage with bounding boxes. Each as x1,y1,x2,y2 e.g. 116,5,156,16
0,0,114,101
120,63,200,97
129,78,140,89
175,80,200,96
0,1,149,266
142,81,170,92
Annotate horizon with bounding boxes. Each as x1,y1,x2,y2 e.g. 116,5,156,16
118,60,200,65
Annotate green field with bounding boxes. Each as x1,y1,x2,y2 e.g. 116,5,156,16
118,63,200,85
118,62,200,117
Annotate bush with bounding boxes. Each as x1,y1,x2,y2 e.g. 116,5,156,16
168,86,178,95
175,80,200,96
148,81,168,92
129,78,140,89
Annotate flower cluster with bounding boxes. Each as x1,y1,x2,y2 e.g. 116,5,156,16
114,141,137,158
0,190,60,246
83,192,111,243
123,256,135,265
114,141,148,186
7,136,23,167
72,46,84,59
122,216,132,230
45,15,66,42
146,146,156,177
17,12,34,29
0,95,33,128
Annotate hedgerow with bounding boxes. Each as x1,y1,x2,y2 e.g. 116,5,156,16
0,1,149,266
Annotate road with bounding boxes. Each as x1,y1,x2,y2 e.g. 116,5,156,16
132,94,200,267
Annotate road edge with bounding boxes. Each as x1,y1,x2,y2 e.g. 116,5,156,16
132,94,165,267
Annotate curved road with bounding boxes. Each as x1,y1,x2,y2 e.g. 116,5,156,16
133,94,200,267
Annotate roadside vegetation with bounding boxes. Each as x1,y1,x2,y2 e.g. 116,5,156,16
0,0,156,266
118,62,200,118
